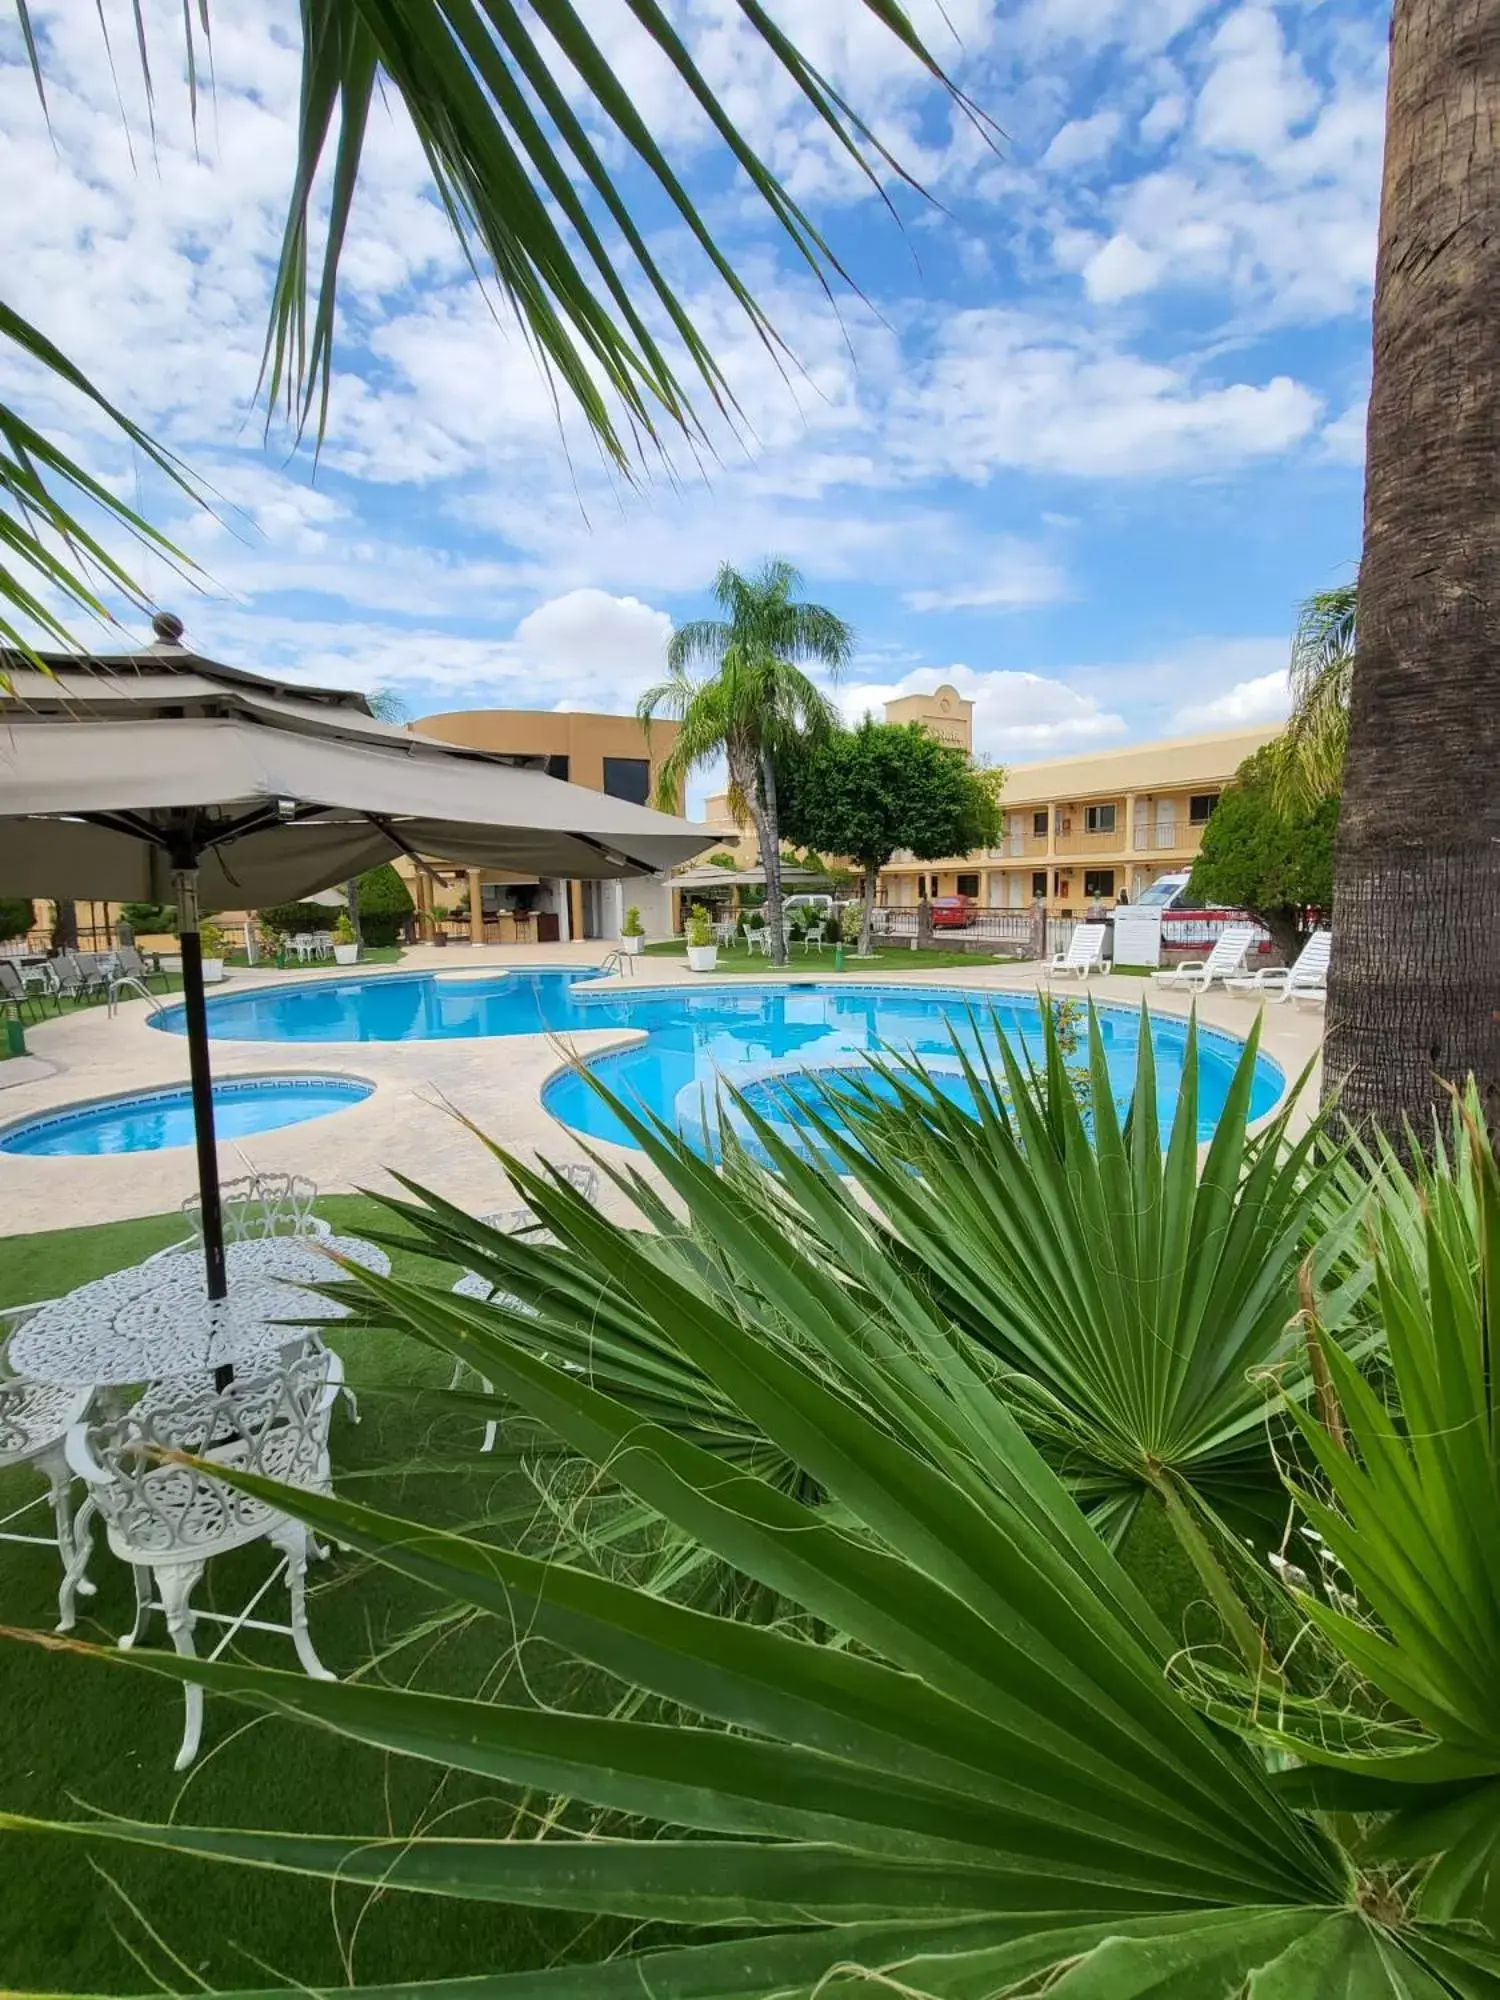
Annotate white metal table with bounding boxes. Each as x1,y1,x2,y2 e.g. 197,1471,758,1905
8,1236,392,1388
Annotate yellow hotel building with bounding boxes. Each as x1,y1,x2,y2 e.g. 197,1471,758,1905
874,693,1280,916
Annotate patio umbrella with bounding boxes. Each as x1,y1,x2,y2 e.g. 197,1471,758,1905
0,618,709,1298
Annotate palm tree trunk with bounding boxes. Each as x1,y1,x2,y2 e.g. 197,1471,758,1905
859,867,877,957
1324,0,1500,1144
51,899,78,952
758,747,788,967
345,875,363,946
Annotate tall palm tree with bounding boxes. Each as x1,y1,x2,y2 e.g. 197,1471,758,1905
4,3,975,670
1273,580,1357,815
641,561,851,966
1326,1,1500,1144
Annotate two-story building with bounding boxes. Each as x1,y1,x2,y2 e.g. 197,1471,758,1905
878,723,1282,916
402,708,680,942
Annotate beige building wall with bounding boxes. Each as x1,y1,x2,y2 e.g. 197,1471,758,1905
882,683,973,753
879,722,1283,918
399,708,681,943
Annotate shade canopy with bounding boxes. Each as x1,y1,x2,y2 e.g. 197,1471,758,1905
0,644,710,906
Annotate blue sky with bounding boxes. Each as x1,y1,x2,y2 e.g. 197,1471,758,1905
1,1,1382,806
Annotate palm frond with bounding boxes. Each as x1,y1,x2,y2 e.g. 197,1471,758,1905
21,1088,1500,1992
1274,580,1358,812
0,301,204,669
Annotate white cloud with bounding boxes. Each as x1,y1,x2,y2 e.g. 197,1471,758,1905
1172,667,1290,730
1194,6,1317,160
1140,93,1188,145
1082,233,1165,303
891,311,1321,480
1319,398,1368,465
903,538,1068,612
1042,110,1123,170
838,664,1129,762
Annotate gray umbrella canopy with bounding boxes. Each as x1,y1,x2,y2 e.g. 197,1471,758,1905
0,627,708,1308
0,641,709,902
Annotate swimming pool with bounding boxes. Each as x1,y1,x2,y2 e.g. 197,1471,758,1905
0,1074,373,1157
152,969,1283,1155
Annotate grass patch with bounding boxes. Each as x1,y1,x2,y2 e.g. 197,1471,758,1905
0,1200,631,1992
641,942,1023,974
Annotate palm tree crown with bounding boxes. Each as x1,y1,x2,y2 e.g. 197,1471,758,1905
1274,580,1357,813
641,560,852,965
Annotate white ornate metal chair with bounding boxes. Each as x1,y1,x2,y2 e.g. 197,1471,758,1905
63,1351,339,1770
180,1173,330,1246
0,1303,95,1628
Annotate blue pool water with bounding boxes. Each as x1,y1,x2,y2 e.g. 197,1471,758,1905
0,1075,373,1157
151,969,1283,1156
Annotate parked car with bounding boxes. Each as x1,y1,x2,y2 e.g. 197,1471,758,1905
928,895,977,930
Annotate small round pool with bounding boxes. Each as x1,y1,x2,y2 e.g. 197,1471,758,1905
0,1074,374,1158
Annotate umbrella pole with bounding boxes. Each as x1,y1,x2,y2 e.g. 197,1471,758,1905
173,867,226,1302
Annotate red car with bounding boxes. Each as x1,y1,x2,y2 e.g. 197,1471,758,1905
929,895,977,930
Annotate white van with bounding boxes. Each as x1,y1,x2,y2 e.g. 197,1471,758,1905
1134,871,1193,911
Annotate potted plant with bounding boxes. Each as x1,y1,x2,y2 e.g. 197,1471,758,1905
685,904,718,973
197,919,227,984
621,905,645,956
431,905,449,947
332,912,360,966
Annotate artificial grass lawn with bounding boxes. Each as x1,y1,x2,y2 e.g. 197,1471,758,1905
642,941,1020,974
0,1200,632,1994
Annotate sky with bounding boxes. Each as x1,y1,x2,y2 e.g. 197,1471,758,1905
1,0,1382,812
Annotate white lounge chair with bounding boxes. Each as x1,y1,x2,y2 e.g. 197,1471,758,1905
1050,923,1110,978
1153,923,1260,992
1224,930,1330,1005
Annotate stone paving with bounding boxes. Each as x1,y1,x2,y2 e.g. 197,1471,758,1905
0,941,1324,1237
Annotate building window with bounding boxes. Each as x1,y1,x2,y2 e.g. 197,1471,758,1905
1083,869,1116,900
1189,793,1219,824
545,754,570,782
1031,870,1048,899
956,872,980,897
1032,810,1049,838
1084,803,1117,834
602,756,651,806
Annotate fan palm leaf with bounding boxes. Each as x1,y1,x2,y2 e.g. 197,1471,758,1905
10,1108,1497,1994
1245,1102,1500,1930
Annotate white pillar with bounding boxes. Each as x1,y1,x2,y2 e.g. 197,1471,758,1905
552,879,572,942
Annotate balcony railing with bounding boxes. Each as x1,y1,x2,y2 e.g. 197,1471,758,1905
993,831,1049,858
1132,820,1208,853
1053,825,1124,855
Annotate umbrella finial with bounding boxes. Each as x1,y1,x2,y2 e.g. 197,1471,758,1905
151,610,186,646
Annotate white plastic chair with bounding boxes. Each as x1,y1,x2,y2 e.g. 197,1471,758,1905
1049,923,1110,979
63,1352,339,1769
0,1302,95,1628
1152,924,1260,993
1224,930,1331,1004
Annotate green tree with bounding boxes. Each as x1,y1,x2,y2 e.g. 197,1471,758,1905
642,561,852,966
1189,745,1336,962
354,864,415,948
0,896,33,944
1273,580,1357,814
4,7,969,672
780,720,1001,954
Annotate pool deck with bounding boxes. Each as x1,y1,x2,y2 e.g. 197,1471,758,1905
0,942,1325,1238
